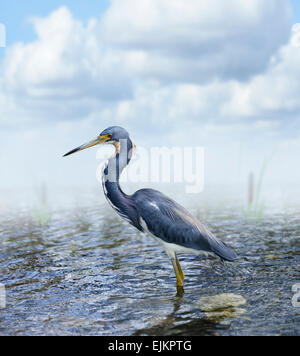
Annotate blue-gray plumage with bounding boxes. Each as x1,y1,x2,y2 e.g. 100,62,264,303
133,189,236,262
63,126,237,290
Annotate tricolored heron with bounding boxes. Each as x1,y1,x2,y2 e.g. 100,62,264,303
64,126,237,291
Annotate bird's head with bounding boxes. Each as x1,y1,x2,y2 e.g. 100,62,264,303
63,126,130,157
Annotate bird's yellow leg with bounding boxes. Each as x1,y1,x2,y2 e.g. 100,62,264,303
171,254,185,287
175,254,185,282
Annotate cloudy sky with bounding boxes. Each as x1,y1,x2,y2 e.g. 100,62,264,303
0,0,300,193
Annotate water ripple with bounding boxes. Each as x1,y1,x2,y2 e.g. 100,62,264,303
0,201,299,335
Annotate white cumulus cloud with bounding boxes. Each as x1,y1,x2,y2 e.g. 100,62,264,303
1,1,300,188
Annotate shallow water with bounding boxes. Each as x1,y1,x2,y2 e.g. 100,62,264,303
0,188,299,336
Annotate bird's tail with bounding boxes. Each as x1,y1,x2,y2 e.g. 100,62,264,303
210,239,237,262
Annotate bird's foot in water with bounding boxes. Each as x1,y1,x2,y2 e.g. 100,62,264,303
176,285,185,297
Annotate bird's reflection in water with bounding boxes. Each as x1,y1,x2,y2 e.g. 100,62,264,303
134,291,229,336
134,289,247,336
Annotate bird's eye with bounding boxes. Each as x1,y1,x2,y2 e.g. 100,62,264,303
99,133,112,141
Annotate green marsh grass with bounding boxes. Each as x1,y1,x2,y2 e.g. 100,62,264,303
32,182,51,225
245,157,270,222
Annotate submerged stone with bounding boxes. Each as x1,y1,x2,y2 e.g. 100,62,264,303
197,293,247,323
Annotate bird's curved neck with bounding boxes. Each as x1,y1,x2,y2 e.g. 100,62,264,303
102,138,133,185
101,138,134,218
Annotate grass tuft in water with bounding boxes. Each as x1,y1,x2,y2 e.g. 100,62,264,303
32,182,51,225
245,157,270,222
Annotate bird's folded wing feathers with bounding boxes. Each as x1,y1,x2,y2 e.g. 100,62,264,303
133,189,237,261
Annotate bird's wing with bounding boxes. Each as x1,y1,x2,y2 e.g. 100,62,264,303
132,189,237,261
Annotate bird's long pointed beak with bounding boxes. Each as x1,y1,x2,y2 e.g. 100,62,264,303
63,134,111,157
